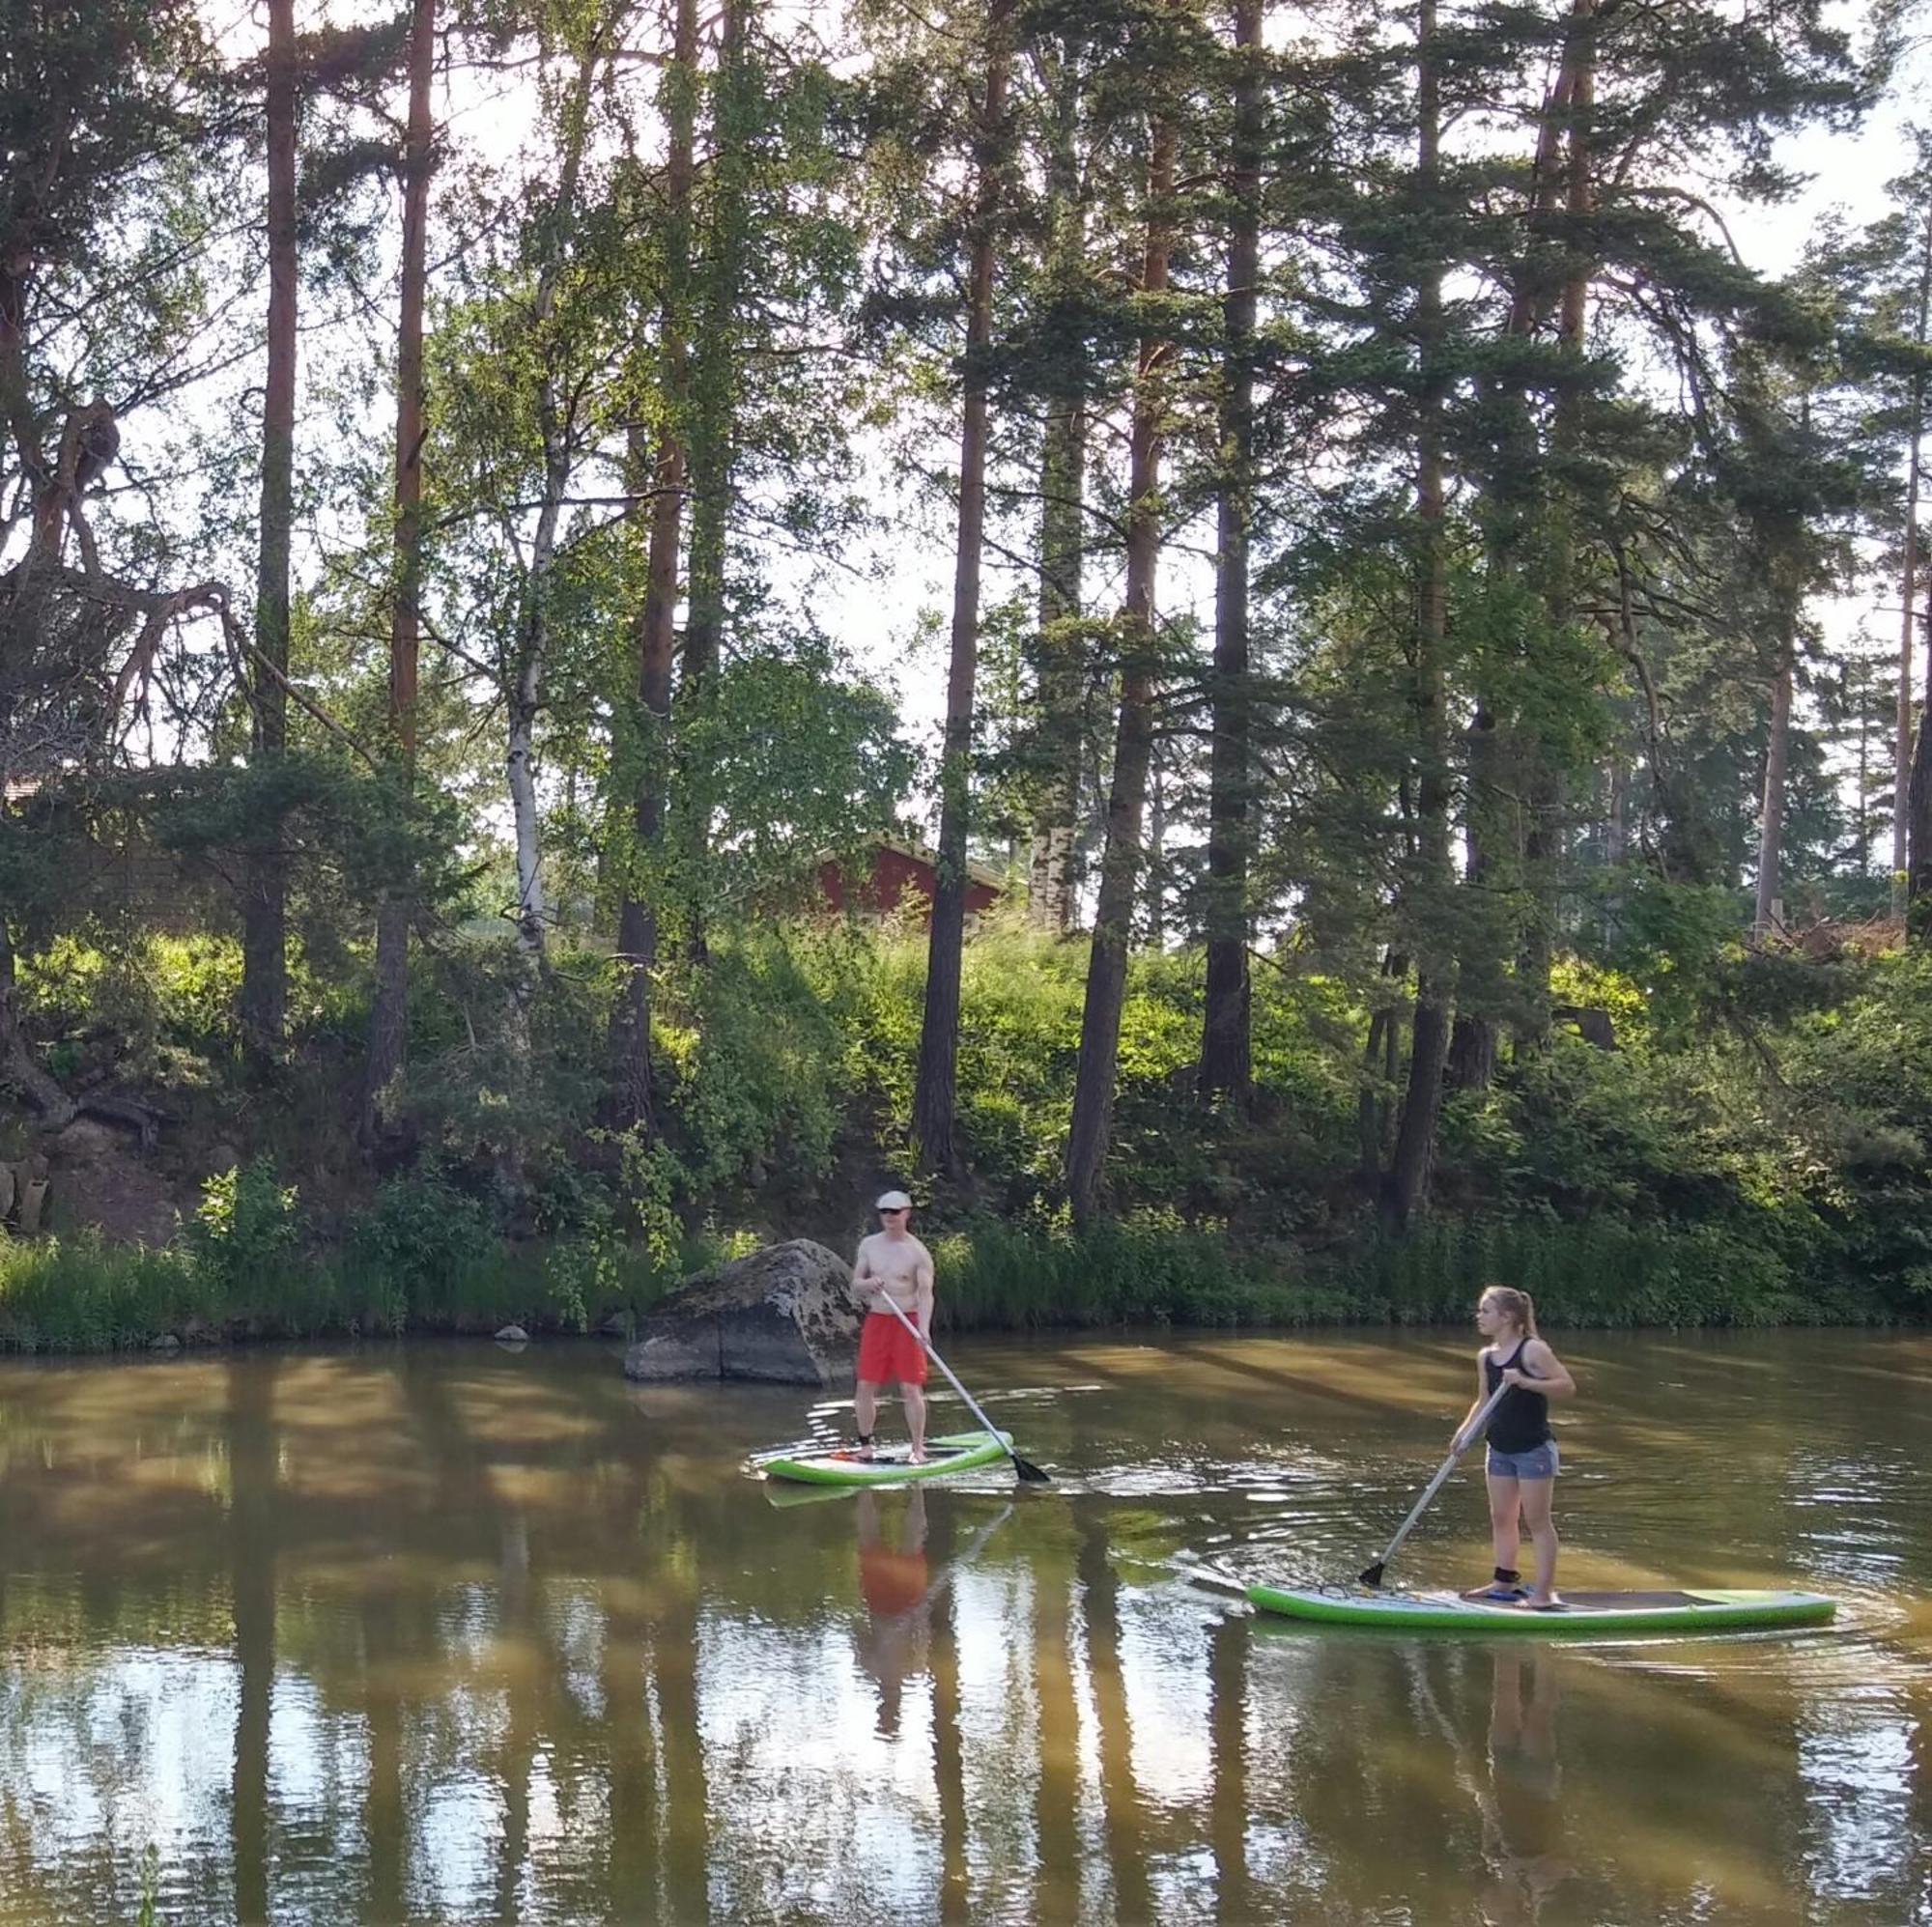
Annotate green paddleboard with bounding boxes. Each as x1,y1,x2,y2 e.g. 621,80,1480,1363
1244,1584,1837,1635
760,1430,1014,1487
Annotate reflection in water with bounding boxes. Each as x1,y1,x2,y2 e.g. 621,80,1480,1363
1477,1649,1570,1926
855,1488,932,1738
0,1331,1929,1922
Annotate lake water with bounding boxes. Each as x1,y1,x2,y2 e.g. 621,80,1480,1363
0,1328,1927,1923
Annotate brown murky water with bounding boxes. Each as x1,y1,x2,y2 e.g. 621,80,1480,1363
0,1328,1927,1924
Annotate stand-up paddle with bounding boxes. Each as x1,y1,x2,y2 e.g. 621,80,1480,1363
877,1294,1051,1486
1358,1378,1509,1588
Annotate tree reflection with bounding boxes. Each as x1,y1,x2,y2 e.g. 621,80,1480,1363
225,1356,277,1926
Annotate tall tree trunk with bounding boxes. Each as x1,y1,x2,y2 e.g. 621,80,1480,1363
364,0,436,1137
1518,0,1597,1051
1755,609,1796,937
505,43,600,985
1065,118,1175,1228
1199,0,1263,1108
1911,613,1932,934
1381,0,1453,1233
1144,741,1166,947
680,0,755,965
1894,210,1931,917
608,0,699,1136
1027,54,1087,937
242,0,298,1065
911,0,1014,1176
1358,950,1406,1180
1449,28,1581,1090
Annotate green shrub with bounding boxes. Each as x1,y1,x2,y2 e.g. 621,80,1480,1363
341,1169,503,1327
185,1159,301,1299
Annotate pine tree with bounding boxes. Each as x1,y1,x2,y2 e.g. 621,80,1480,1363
364,0,440,1140
242,0,301,1065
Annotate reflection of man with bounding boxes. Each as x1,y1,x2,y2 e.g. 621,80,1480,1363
1479,1648,1573,1926
855,1487,932,1738
850,1190,933,1461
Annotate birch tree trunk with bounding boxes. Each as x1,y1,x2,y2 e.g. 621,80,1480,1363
1754,619,1795,938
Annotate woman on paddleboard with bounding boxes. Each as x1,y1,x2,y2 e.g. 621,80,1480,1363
1455,1287,1576,1610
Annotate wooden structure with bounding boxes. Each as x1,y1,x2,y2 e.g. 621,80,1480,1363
810,836,1006,926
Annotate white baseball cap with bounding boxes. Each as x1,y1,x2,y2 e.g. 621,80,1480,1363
875,1190,914,1211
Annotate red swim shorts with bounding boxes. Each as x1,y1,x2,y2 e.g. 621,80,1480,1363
861,1546,930,1617
857,1311,928,1386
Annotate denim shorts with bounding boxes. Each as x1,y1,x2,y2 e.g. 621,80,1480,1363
1487,1440,1559,1480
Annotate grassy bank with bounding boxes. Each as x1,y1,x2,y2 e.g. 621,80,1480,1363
0,1194,1899,1357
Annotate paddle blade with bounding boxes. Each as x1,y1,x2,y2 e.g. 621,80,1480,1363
1010,1451,1052,1485
1357,1559,1387,1590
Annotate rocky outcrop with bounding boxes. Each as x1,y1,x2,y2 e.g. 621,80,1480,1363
622,1238,861,1385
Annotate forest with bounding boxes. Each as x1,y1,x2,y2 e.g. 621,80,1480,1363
2,0,1930,1347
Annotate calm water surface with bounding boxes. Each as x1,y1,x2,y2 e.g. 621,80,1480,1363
0,1328,1928,1924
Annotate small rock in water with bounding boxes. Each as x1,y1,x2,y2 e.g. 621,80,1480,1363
150,1333,182,1352
495,1324,529,1346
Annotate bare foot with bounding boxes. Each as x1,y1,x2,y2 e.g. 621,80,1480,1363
908,1449,926,1465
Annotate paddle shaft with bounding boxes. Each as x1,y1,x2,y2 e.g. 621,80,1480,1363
873,1292,1049,1483
1363,1378,1510,1584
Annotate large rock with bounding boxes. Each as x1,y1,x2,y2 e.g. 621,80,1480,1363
623,1238,861,1385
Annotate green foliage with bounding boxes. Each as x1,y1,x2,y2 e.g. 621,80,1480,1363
185,1160,301,1299
656,932,850,1200
932,1211,1354,1330
0,1233,199,1352
1329,1218,1841,1329
341,1170,502,1329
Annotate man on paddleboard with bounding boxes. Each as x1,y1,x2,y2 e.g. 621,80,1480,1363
851,1189,934,1461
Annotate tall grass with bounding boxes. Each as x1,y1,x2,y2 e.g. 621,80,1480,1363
931,1213,1354,1330
1328,1216,1888,1327
0,1202,1893,1358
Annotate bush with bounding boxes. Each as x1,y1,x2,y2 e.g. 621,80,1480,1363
185,1159,301,1299
339,1169,506,1328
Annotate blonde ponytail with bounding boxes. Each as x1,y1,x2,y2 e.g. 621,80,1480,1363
1480,1285,1538,1337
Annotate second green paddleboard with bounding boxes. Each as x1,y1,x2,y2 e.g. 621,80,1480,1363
1245,1584,1837,1635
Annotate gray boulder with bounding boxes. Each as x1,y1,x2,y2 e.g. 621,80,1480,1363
622,1238,861,1385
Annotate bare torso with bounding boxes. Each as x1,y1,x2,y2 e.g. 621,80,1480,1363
854,1231,932,1317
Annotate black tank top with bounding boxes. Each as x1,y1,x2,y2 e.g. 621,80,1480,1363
1484,1337,1551,1454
